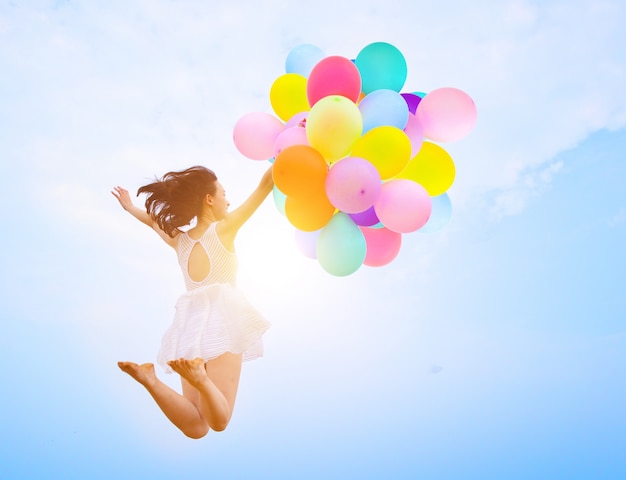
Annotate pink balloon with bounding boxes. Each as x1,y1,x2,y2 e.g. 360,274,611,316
325,157,382,214
307,56,362,106
374,179,432,233
285,111,309,128
415,87,477,142
274,126,309,157
403,113,424,158
361,226,402,267
233,112,284,160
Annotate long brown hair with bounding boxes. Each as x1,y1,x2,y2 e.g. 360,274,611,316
138,166,218,237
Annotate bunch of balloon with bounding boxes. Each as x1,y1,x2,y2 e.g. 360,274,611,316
233,42,477,276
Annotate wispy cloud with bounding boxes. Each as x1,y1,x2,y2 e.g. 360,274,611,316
487,160,564,220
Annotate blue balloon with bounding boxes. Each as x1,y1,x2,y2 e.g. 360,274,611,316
358,89,409,133
285,44,325,78
419,193,452,233
316,213,366,276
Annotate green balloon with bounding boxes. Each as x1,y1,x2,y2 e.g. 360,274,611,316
355,42,407,94
316,213,366,276
273,185,286,216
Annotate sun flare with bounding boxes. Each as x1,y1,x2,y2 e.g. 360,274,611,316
236,210,319,299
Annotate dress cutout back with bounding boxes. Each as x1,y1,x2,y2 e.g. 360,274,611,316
176,222,237,291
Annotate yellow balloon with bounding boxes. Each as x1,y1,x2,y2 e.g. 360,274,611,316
306,95,363,162
396,141,456,196
270,73,310,122
351,126,411,180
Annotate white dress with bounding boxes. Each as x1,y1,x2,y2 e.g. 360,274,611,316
157,222,270,373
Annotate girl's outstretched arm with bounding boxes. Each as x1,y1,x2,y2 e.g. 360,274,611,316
217,166,274,246
111,186,178,248
111,186,152,226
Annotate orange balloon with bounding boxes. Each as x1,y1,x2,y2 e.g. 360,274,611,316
285,190,335,231
273,145,328,196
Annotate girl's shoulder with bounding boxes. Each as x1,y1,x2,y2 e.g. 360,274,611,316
186,222,219,241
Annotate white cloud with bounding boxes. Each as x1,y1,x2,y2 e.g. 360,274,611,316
487,160,564,220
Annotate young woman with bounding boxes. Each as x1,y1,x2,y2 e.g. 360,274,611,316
112,165,273,438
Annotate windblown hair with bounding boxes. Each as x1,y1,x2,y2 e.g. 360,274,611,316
137,166,218,237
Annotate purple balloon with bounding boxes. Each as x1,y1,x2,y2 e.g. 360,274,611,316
349,205,380,226
401,93,422,114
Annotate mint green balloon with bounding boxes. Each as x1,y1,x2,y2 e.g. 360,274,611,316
273,185,286,216
316,213,366,276
355,42,407,94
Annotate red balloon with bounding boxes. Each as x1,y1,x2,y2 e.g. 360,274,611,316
307,56,362,106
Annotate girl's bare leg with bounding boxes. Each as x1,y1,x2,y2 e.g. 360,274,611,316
118,362,209,439
169,352,242,432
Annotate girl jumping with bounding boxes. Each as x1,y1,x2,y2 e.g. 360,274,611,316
112,165,273,438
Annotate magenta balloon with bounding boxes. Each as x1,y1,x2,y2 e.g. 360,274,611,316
361,226,402,267
349,205,379,226
307,56,362,106
233,112,284,160
401,93,421,114
325,157,382,214
415,87,477,142
273,126,309,157
403,113,424,158
374,179,432,233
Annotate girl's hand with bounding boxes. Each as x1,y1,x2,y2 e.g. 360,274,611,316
111,186,134,211
111,185,177,248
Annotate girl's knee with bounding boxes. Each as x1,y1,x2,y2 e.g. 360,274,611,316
209,417,230,432
183,422,209,439
209,410,233,432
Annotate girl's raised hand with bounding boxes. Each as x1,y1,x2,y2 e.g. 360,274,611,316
111,186,133,211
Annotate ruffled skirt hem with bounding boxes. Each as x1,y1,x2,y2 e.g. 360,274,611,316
157,283,270,373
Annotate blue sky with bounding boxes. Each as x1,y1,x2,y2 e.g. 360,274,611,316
1,1,625,479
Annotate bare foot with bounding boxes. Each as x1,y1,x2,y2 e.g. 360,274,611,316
118,361,157,388
167,358,208,387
